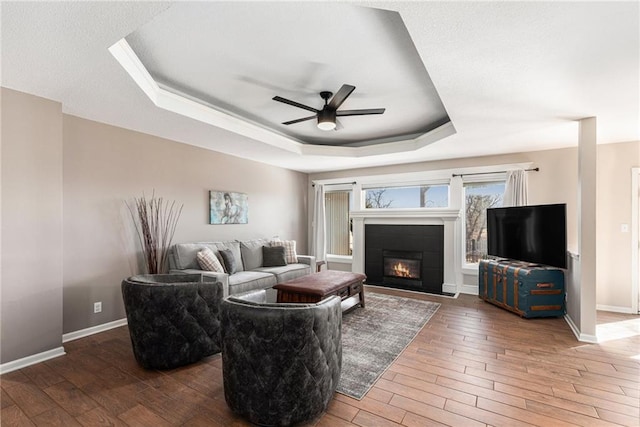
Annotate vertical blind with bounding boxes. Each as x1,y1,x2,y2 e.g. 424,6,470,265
325,191,350,255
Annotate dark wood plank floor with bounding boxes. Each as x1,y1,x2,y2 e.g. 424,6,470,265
2,288,639,426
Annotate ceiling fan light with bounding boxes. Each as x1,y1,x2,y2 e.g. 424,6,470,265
317,119,336,131
317,108,336,131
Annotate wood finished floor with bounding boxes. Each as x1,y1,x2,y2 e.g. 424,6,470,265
2,289,639,427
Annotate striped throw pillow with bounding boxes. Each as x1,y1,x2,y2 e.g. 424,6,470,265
197,248,225,273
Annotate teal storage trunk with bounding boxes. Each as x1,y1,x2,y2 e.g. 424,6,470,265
479,259,565,318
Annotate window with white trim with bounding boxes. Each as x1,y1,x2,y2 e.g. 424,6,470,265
463,180,505,264
364,184,449,208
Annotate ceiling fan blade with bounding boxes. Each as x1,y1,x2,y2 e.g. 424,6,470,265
282,115,317,125
334,119,344,131
273,96,318,113
336,108,386,116
328,84,356,109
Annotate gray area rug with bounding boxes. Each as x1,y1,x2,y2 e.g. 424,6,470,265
337,293,441,400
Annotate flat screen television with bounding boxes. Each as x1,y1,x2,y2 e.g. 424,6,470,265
486,203,567,269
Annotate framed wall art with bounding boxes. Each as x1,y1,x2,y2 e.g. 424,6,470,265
209,191,248,224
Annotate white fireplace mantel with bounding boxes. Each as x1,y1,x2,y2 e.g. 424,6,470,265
350,209,460,221
350,209,462,294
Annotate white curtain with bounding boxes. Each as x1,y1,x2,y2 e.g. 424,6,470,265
312,184,326,262
503,169,529,207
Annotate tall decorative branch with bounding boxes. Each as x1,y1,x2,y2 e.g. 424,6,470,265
127,192,183,274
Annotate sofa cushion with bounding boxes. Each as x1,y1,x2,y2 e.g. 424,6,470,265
240,239,269,270
197,248,226,273
219,249,239,275
228,271,277,295
254,263,310,284
270,239,297,264
262,246,287,267
172,243,220,270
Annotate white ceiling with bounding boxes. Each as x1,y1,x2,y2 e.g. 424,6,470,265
2,1,638,173
124,2,451,148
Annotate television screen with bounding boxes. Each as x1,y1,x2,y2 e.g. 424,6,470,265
487,203,567,268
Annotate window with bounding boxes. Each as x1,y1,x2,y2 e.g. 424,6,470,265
364,184,449,209
325,190,352,256
464,181,505,263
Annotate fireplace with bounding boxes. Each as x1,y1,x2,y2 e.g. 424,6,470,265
365,225,444,294
383,250,423,289
384,254,421,278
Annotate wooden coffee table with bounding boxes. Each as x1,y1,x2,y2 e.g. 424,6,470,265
273,270,366,312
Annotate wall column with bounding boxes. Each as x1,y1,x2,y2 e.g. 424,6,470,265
578,117,597,342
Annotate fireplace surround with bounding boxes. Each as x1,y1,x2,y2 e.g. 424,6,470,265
350,207,460,295
365,225,444,294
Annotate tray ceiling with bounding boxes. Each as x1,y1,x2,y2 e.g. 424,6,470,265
2,1,638,172
116,2,453,154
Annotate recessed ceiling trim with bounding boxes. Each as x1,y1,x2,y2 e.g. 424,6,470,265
109,37,456,158
109,38,305,155
155,87,306,154
299,121,456,158
109,39,159,104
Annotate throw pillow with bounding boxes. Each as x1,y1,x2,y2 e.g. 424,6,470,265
215,251,227,273
219,249,238,274
262,245,287,267
270,239,297,264
196,248,225,273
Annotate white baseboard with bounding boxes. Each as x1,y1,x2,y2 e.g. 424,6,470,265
0,319,128,375
459,284,479,295
63,318,128,343
442,282,458,295
596,304,636,314
579,332,598,343
564,314,581,340
564,314,598,343
0,346,66,375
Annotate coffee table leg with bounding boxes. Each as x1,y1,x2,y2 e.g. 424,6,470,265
359,284,365,308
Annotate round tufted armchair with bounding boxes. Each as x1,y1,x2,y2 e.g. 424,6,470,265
121,274,224,370
220,289,342,426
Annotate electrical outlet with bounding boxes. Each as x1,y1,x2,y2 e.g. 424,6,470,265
94,301,102,313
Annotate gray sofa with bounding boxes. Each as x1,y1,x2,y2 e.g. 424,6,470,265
168,239,315,296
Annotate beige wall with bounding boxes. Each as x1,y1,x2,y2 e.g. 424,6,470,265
311,148,579,250
596,141,640,309
63,115,309,333
526,148,579,252
1,88,64,363
2,88,310,366
310,142,640,312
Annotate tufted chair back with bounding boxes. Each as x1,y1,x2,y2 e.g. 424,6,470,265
220,290,342,426
121,274,224,370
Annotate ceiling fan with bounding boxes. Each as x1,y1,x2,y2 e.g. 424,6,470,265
272,84,385,131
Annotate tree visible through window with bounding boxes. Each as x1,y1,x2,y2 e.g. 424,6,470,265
365,189,393,208
464,182,505,263
365,185,449,208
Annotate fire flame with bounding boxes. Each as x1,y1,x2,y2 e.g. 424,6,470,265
392,262,414,278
